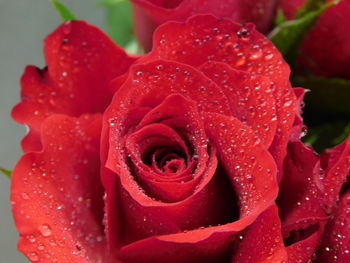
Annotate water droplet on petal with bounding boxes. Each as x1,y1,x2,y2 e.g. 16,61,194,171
28,252,39,262
38,224,52,237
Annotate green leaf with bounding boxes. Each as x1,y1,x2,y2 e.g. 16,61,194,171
125,39,141,54
0,167,11,178
99,0,136,48
302,121,350,152
268,0,334,64
293,76,350,115
274,9,287,26
295,0,325,19
49,0,77,21
297,75,350,152
96,0,125,6
333,122,350,145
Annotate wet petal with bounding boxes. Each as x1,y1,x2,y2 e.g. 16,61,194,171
12,20,135,152
116,112,278,262
204,112,278,218
231,205,288,263
277,141,328,262
142,14,296,180
277,141,326,225
289,88,306,142
11,114,106,262
317,136,350,213
315,190,350,262
102,93,236,248
199,61,277,148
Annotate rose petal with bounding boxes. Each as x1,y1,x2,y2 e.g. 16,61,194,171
103,61,234,238
124,94,210,202
117,112,278,262
199,61,277,148
142,14,296,180
299,0,350,78
108,59,232,118
102,93,236,248
279,0,350,78
145,16,289,85
315,190,350,262
131,0,278,51
289,88,306,142
317,136,350,213
11,114,106,262
278,0,305,20
125,123,202,202
204,112,278,217
277,141,326,226
277,141,328,263
12,20,135,152
119,227,236,263
286,222,325,263
231,205,288,263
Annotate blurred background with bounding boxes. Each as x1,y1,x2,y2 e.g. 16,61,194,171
0,1,108,261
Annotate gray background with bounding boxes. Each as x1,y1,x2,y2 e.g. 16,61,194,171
0,1,105,262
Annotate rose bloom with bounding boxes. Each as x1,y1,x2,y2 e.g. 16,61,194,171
130,0,278,51
280,0,350,78
11,15,350,263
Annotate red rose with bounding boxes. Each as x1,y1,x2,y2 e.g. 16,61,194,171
130,0,278,51
279,0,350,78
11,15,350,263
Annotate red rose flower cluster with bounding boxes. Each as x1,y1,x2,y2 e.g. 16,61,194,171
10,6,350,263
130,0,277,51
131,0,350,79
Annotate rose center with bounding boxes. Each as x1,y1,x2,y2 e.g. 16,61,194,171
126,124,196,182
151,149,187,174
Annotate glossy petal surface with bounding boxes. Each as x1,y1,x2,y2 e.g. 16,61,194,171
142,15,296,179
116,112,278,262
199,61,277,148
317,136,350,213
315,190,350,262
11,114,105,263
231,205,288,263
277,141,327,262
12,20,135,152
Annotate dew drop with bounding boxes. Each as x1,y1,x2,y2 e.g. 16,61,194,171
300,126,308,138
27,235,36,243
237,27,250,40
28,252,39,262
37,243,45,251
38,224,52,237
21,192,30,200
265,54,274,60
